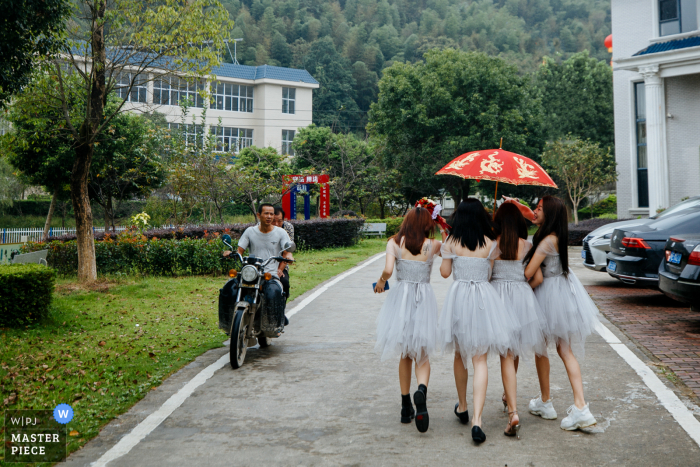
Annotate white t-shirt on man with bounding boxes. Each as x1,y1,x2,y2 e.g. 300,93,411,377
238,225,291,278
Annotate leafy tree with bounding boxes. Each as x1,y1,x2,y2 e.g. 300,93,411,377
535,51,614,149
369,49,545,206
0,0,70,107
223,146,292,215
89,111,168,231
0,158,26,211
541,135,617,224
292,125,373,211
1,75,74,240
22,0,233,281
302,38,359,131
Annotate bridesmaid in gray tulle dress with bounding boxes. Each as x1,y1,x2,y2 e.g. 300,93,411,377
438,199,520,443
374,207,445,433
491,202,547,439
507,195,600,431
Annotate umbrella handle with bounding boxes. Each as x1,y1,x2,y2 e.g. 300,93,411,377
493,181,498,216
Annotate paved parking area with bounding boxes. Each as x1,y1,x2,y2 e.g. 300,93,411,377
587,283,700,400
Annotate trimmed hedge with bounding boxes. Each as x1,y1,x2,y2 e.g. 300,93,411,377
23,236,241,276
25,218,365,275
364,217,403,237
48,218,366,251
0,264,56,327
292,218,365,249
568,217,633,246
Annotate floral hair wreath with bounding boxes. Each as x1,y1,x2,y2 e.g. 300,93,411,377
415,198,451,232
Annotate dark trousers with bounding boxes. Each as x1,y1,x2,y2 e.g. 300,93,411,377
261,280,285,332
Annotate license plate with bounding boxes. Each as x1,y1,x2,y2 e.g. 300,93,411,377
669,251,682,265
608,260,617,272
581,250,586,259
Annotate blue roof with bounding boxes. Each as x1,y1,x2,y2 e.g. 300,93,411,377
212,64,318,84
634,35,700,56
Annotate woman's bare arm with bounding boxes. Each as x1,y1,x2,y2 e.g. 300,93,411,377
524,251,546,281
440,258,452,278
528,267,543,289
374,251,396,293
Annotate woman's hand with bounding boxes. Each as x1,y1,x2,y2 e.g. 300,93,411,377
374,278,386,294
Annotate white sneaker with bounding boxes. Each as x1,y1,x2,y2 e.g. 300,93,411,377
529,395,558,419
560,404,597,430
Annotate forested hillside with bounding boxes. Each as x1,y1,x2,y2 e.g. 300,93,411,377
220,0,612,130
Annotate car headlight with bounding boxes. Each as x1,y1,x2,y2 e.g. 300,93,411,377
240,265,259,282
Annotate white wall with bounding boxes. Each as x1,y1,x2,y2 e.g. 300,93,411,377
665,74,700,203
612,0,654,217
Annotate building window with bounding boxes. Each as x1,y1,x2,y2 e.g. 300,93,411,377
153,76,205,108
210,83,254,112
282,87,296,114
210,127,253,153
281,130,295,155
659,0,699,36
115,72,147,103
168,123,205,147
634,83,649,209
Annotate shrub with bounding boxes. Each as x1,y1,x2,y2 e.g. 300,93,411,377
49,223,253,242
23,235,241,276
577,195,617,219
292,218,365,250
365,217,404,237
0,264,56,327
568,217,632,246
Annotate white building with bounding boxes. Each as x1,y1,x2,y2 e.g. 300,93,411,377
119,63,319,155
611,0,700,218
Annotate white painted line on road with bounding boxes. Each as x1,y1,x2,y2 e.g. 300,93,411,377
596,323,700,447
91,353,229,467
91,251,386,466
286,252,386,318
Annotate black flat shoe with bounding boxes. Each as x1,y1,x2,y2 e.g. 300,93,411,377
400,405,415,423
413,388,429,433
472,425,486,443
454,403,469,425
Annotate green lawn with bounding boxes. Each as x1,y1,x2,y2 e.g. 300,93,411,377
0,238,386,464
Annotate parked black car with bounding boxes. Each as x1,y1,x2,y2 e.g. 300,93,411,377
658,236,700,310
606,199,700,285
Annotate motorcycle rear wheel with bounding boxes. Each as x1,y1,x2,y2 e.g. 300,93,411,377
230,310,248,369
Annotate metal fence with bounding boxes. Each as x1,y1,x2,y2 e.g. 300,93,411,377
0,226,129,244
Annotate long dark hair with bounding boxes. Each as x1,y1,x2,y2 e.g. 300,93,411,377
393,207,434,256
493,203,528,260
448,198,495,251
523,195,569,276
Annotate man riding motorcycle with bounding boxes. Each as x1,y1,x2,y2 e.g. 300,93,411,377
225,203,294,327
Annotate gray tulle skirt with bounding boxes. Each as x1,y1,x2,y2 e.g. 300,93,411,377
438,281,520,368
492,280,548,358
375,281,439,367
534,272,601,359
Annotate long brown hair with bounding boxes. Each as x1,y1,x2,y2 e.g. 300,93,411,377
523,196,569,276
393,207,435,256
494,203,528,260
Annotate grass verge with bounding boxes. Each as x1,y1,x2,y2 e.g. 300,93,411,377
0,238,386,464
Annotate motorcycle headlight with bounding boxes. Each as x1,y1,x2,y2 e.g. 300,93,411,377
240,265,259,282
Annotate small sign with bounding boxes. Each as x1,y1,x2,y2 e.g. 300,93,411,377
5,409,67,463
320,183,330,219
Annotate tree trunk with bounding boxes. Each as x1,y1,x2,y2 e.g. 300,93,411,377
72,141,98,282
71,0,106,282
379,198,385,219
42,190,58,242
572,198,579,225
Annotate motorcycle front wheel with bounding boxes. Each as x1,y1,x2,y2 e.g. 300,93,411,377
230,309,248,369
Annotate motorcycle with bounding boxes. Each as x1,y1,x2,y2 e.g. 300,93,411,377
218,234,295,369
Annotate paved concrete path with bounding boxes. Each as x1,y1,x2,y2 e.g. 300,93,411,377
67,251,700,466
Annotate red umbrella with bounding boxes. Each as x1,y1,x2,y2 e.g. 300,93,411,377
435,147,557,212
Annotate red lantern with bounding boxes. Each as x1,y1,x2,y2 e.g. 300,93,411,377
604,34,612,53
